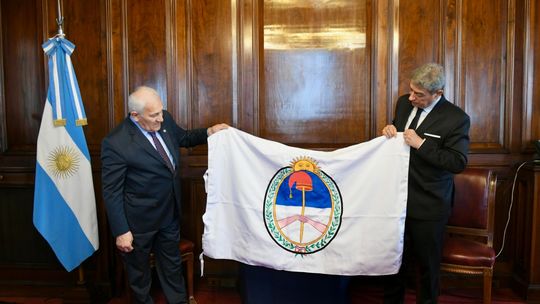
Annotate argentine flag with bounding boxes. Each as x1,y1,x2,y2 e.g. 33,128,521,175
33,37,99,271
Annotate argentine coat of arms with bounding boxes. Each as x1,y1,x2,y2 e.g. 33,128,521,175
263,156,343,254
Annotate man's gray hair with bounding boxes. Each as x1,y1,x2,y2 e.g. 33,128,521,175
410,63,445,93
127,86,159,114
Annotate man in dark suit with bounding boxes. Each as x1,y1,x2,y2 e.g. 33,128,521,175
101,86,227,303
381,63,470,303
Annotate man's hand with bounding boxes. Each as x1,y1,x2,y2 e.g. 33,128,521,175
207,123,229,136
116,231,134,253
382,125,397,138
383,125,424,149
403,129,424,149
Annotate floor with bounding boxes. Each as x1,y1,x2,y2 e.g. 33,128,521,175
0,279,527,304
110,280,526,304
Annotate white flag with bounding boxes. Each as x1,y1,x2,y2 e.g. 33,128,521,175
203,128,409,276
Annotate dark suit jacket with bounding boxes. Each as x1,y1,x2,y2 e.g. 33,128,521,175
101,110,208,237
393,94,470,220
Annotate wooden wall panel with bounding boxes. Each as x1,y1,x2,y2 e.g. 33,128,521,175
107,0,129,124
525,0,540,146
237,0,258,134
442,0,459,104
397,0,441,97
191,0,233,129
460,0,508,151
172,0,188,123
126,1,168,101
1,0,44,154
261,0,369,146
0,187,56,265
372,0,392,134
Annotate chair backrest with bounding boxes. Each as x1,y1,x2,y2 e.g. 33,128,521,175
447,168,497,247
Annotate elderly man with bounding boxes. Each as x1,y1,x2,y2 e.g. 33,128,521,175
101,86,227,303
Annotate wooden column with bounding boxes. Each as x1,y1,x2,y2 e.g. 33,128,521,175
511,162,540,301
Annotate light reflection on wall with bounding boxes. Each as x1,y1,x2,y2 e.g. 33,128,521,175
264,0,366,50
264,25,366,50
266,0,353,9
261,0,368,130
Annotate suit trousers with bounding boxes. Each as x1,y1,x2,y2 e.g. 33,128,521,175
383,217,448,304
122,217,187,304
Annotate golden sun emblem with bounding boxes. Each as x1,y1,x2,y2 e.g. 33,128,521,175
290,156,319,174
47,145,80,178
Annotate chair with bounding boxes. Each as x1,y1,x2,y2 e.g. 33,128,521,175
179,238,196,304
440,168,497,304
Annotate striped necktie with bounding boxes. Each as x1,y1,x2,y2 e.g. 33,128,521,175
149,132,174,173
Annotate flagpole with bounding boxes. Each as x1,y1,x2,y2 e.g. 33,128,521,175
55,0,64,37
77,267,86,285
52,2,87,267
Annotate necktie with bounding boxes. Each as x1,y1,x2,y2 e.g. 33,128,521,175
149,132,175,173
408,108,423,130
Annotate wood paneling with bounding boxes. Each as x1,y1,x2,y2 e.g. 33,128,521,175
237,0,258,134
511,165,540,301
460,0,508,152
107,0,129,124
443,0,458,103
397,0,441,96
127,1,168,99
372,0,392,133
1,0,44,154
0,0,539,299
261,0,369,146
170,0,187,122
191,0,233,129
524,0,540,147
0,187,56,265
